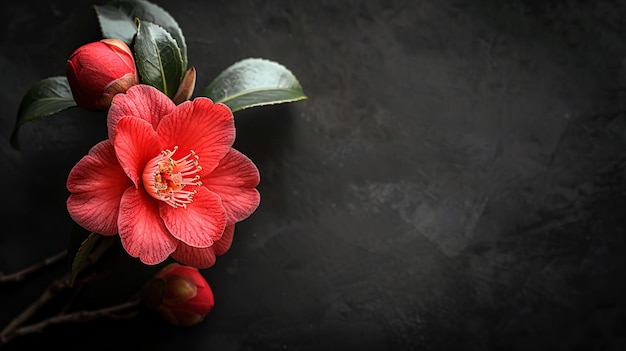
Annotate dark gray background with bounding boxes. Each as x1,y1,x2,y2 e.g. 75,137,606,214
1,0,626,350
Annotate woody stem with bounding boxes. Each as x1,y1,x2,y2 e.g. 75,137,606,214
0,296,140,345
0,250,68,283
0,238,114,344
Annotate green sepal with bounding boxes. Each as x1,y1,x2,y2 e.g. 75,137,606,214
68,231,100,287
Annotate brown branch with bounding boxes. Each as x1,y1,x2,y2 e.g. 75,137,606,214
0,238,116,343
0,250,68,283
0,297,140,345
0,275,68,341
0,234,114,284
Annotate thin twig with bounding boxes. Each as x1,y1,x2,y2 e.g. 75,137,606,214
0,238,115,342
59,269,113,315
0,276,68,341
0,297,140,345
0,250,68,283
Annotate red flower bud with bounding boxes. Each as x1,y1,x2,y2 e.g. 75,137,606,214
141,263,214,326
66,38,139,111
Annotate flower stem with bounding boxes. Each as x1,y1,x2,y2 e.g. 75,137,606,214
0,276,68,344
0,250,68,283
0,297,140,345
0,238,116,345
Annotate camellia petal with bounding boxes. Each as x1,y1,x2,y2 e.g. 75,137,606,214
203,149,260,223
160,186,227,248
118,187,178,265
171,224,235,268
171,243,217,269
213,224,235,255
157,98,235,175
108,85,175,139
67,140,132,235
114,117,162,187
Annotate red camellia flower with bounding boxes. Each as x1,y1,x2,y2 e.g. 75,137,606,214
66,84,260,267
141,263,214,326
66,38,139,110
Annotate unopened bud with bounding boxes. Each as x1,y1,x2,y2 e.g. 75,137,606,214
141,263,214,326
66,38,139,110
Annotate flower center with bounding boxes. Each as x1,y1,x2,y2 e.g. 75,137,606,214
142,146,202,209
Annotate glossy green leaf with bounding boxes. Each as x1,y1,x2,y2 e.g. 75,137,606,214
134,19,184,97
11,76,77,148
69,232,100,287
202,58,307,112
94,0,187,69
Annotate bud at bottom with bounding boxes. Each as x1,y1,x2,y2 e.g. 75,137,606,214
141,263,214,326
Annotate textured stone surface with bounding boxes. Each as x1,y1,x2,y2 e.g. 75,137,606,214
1,0,626,350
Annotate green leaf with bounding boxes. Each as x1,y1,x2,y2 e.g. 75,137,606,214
201,58,307,113
94,0,187,70
11,76,77,148
69,232,100,287
134,19,184,98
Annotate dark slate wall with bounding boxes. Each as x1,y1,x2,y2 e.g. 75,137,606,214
1,1,626,350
